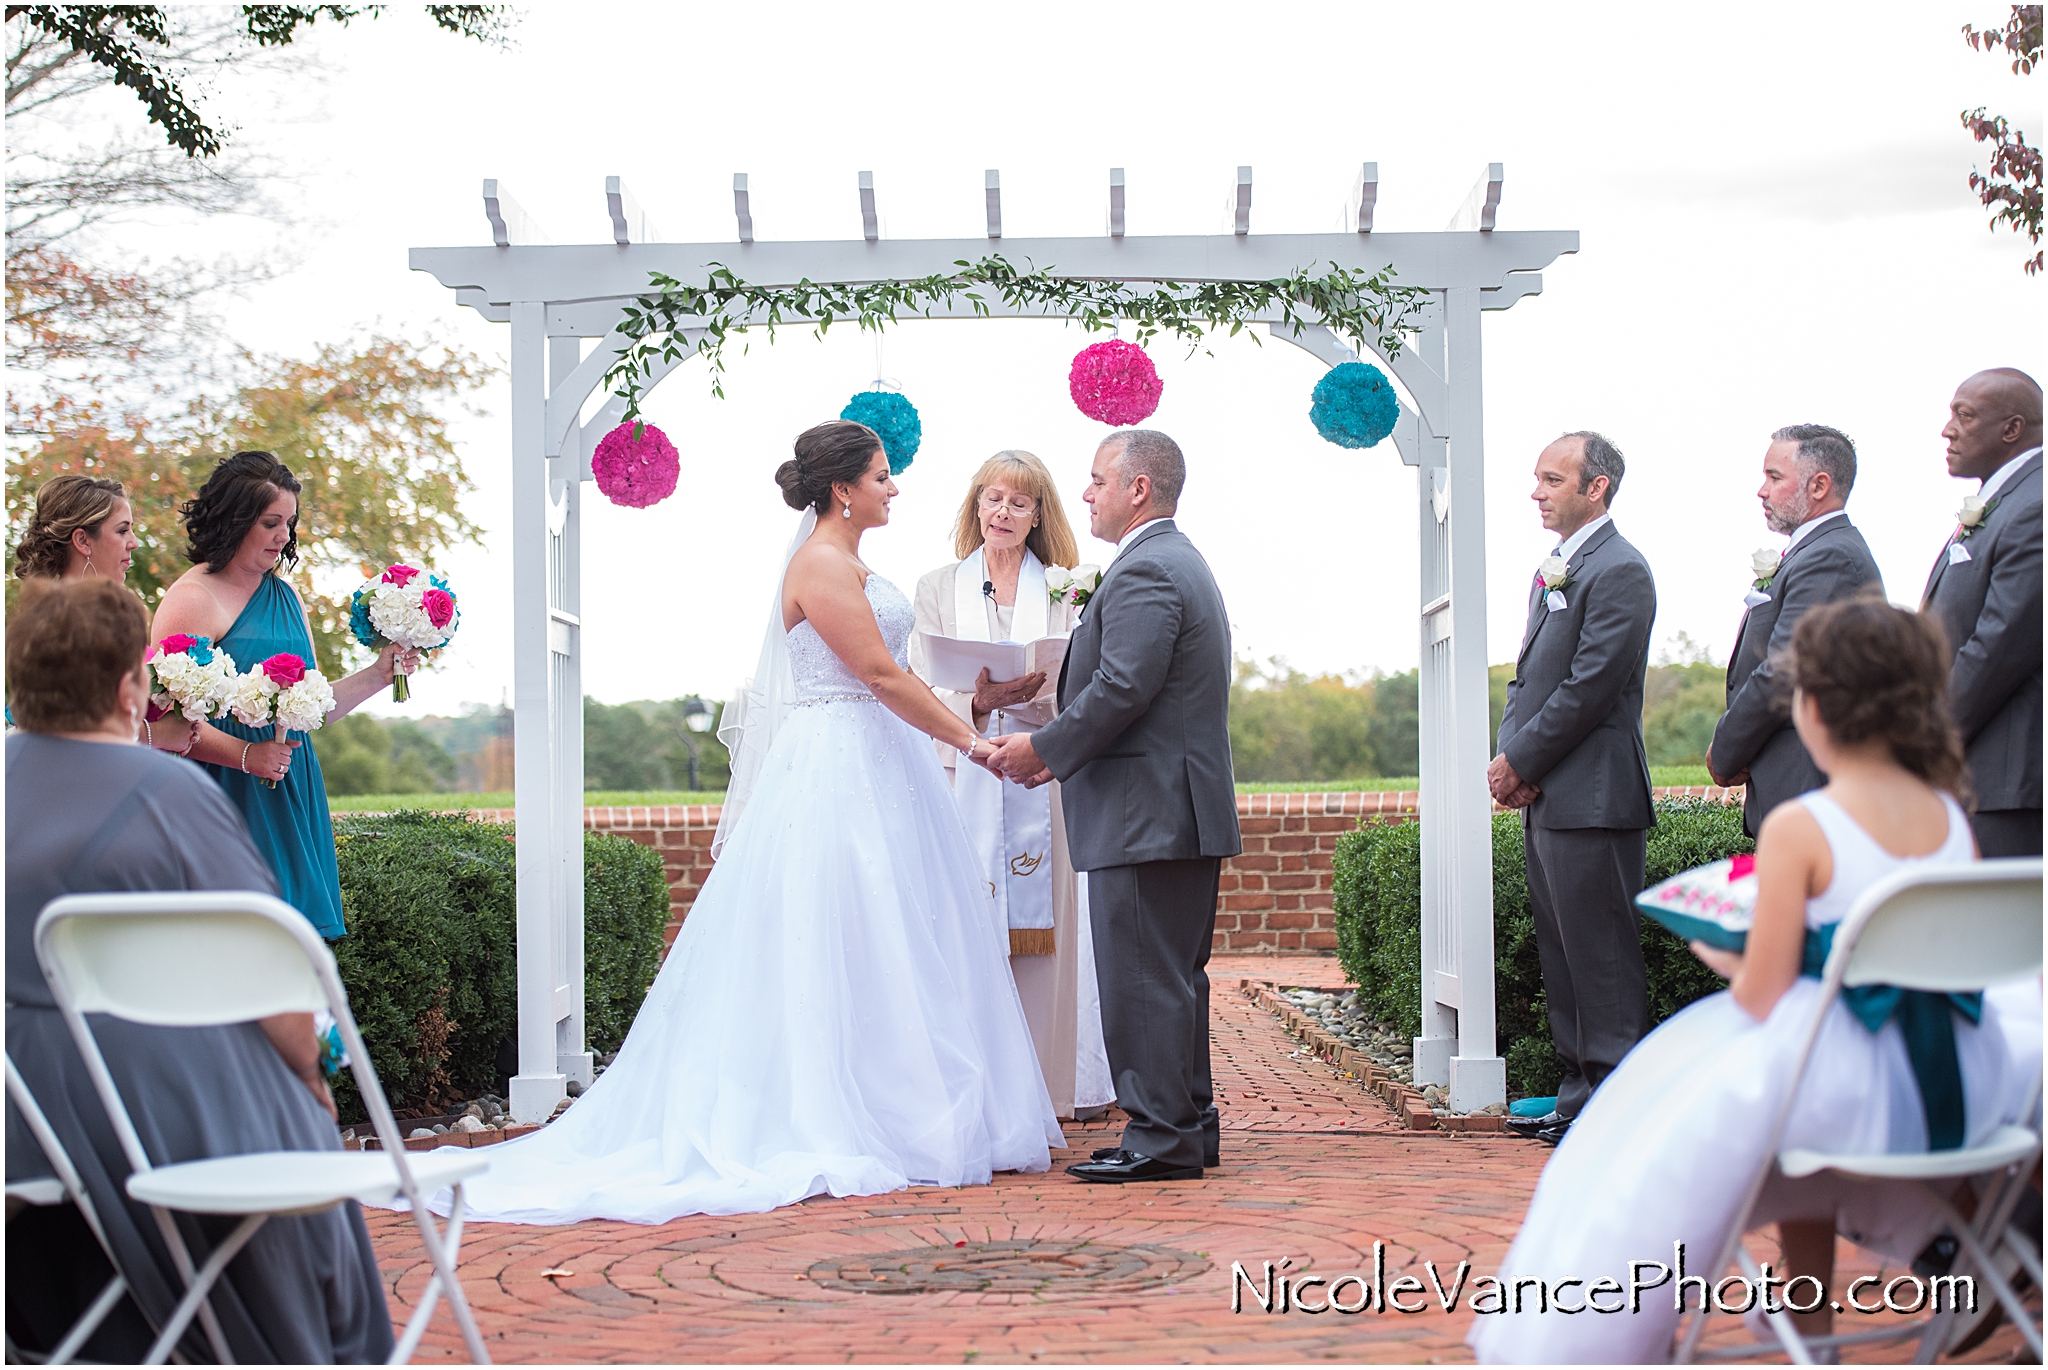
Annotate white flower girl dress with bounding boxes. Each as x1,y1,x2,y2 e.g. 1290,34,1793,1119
1471,791,2041,1364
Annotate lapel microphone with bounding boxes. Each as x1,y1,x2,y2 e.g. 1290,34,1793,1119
983,580,995,600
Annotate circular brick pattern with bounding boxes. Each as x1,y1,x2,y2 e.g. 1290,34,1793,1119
803,1239,1209,1298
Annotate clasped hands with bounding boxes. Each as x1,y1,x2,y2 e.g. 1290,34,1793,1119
969,731,1054,789
1486,754,1541,809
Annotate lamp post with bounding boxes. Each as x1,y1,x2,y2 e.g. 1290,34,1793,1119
680,695,713,791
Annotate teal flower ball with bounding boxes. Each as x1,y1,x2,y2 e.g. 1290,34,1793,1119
841,391,922,474
1310,362,1399,449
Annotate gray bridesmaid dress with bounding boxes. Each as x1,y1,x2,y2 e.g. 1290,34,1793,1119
5,733,393,1363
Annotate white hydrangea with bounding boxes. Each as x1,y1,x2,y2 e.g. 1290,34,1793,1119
368,583,453,650
223,671,280,728
150,648,238,721
273,670,336,735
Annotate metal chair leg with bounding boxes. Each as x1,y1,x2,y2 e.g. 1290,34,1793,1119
141,1214,267,1366
45,1274,128,1365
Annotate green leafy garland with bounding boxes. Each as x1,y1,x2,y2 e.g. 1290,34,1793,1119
603,253,1430,419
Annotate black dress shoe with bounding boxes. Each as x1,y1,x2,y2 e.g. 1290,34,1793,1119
1065,1149,1203,1183
1503,1110,1571,1146
1091,1143,1221,1167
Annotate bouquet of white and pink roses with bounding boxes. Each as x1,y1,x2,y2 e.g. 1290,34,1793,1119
349,563,458,702
1044,564,1103,610
146,633,237,724
224,652,336,788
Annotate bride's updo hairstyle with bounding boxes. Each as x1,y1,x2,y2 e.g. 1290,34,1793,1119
1789,595,1968,801
777,420,883,514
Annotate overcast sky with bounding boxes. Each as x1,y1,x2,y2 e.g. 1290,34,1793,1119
73,1,2045,716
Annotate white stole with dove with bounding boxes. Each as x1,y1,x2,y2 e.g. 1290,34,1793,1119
950,546,1056,941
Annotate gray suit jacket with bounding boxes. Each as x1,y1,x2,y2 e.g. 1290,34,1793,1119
1712,514,1883,834
1921,453,2043,812
1497,519,1658,832
1032,519,1242,870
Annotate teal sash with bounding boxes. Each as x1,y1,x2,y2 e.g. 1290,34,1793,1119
1802,922,1982,1150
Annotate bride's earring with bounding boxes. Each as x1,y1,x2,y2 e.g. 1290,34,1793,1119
83,554,97,578
842,502,852,519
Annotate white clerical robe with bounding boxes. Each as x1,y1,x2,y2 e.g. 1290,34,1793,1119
910,553,1114,1118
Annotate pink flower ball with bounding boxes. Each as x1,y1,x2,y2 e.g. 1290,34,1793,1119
1068,339,1163,426
592,421,681,509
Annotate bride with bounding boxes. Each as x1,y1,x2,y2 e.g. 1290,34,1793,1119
447,420,1064,1224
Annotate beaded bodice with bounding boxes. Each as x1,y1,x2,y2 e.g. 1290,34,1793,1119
788,574,913,703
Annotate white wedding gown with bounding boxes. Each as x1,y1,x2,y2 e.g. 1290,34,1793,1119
442,574,1063,1224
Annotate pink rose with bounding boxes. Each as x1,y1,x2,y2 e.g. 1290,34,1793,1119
421,587,455,629
1728,853,1756,881
382,564,421,587
145,698,171,722
158,633,197,655
260,653,308,687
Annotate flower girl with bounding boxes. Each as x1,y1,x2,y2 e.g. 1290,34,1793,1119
1472,596,2041,1364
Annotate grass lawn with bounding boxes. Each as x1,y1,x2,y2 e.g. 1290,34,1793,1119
327,766,1722,811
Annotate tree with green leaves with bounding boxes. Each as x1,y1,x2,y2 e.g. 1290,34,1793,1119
1960,5,2043,274
5,5,510,157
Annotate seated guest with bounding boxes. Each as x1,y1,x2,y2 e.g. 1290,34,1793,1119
4,579,392,1363
1472,596,2041,1364
909,449,1113,1120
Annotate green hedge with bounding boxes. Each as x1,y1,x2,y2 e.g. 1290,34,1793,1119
1332,798,1749,1098
329,811,670,1117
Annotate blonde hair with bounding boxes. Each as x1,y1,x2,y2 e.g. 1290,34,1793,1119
13,475,126,580
951,451,1080,568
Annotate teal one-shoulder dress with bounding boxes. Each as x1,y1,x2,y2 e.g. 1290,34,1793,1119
203,573,347,939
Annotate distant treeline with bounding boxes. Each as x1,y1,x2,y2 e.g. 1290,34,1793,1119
1227,635,1724,785
322,639,1723,797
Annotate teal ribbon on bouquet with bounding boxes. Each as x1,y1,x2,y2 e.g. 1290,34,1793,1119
1802,924,1983,1151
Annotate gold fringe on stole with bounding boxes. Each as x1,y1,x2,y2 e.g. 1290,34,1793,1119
1008,928,1056,956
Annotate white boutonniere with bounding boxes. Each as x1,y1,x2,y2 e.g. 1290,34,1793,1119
1047,563,1101,608
1956,493,1998,542
1537,555,1572,591
1750,546,1782,590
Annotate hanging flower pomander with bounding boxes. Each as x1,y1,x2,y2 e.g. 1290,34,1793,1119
1309,361,1399,448
840,390,921,474
592,420,681,508
1068,338,1162,426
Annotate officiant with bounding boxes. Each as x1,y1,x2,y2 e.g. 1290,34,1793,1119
911,450,1113,1121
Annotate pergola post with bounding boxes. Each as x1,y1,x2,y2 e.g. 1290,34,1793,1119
508,299,567,1124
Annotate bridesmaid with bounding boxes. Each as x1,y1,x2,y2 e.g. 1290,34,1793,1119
910,449,1114,1121
148,451,413,939
10,474,199,754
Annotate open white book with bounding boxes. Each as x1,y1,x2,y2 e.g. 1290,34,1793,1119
918,632,1068,694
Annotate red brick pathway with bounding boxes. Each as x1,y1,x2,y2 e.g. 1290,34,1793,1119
367,954,2030,1363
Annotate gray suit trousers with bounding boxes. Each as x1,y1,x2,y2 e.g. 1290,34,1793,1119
1088,858,1221,1170
1973,809,2043,858
1524,823,1649,1118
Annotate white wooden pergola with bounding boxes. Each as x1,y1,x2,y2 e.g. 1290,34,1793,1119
409,165,1578,1124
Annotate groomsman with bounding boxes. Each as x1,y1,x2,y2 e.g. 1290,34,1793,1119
1709,425,1882,834
1491,432,1657,1145
1922,369,2042,856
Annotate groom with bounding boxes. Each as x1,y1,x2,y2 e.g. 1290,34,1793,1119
984,429,1240,1183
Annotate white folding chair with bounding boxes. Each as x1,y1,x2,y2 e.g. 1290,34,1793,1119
34,890,493,1365
6,1052,149,1365
1674,857,2043,1365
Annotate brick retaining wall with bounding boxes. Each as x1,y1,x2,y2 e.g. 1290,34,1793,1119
463,785,1742,955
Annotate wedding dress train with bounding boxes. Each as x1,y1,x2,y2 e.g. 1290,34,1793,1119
441,573,1063,1224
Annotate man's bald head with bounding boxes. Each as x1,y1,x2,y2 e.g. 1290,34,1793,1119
1943,367,2043,480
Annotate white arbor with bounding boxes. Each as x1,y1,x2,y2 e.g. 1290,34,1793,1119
410,165,1578,1123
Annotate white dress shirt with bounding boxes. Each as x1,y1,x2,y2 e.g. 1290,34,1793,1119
1980,445,2042,501
1550,512,1611,561
1785,506,1846,552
